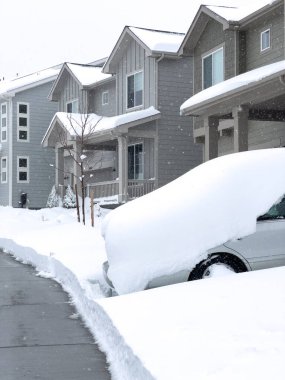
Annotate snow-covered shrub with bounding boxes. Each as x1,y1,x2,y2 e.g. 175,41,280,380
63,185,77,208
46,185,62,208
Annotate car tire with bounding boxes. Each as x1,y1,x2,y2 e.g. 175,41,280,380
188,253,247,281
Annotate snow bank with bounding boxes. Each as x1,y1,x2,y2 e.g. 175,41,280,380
97,266,285,380
102,148,285,294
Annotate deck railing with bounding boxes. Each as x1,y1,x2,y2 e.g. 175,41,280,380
86,179,155,202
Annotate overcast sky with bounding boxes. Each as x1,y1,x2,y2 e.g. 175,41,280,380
0,0,270,80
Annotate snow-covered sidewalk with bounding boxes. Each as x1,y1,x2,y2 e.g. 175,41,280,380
1,206,285,380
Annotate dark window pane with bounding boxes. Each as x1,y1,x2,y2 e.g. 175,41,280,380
2,131,6,140
67,103,73,113
19,130,28,140
128,145,135,179
2,117,6,127
135,90,143,107
19,104,28,114
19,158,27,167
203,55,212,89
19,172,27,181
127,76,134,108
19,117,27,126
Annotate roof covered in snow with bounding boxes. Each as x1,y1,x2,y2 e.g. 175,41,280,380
129,27,185,53
180,60,285,116
42,107,161,147
66,63,112,87
0,65,61,96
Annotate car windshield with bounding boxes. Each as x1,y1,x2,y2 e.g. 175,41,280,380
258,196,285,220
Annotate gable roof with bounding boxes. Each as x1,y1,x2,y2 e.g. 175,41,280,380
103,26,185,74
42,106,161,147
179,0,281,55
48,62,113,101
0,65,61,97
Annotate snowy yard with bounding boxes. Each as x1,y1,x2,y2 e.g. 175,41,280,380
0,200,285,379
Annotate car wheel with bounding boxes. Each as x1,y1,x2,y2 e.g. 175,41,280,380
188,253,247,281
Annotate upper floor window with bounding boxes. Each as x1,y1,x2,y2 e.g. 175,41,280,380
261,29,270,52
127,71,143,109
1,103,7,142
102,91,109,105
66,99,79,113
203,47,224,89
17,156,29,183
17,103,29,142
1,157,7,183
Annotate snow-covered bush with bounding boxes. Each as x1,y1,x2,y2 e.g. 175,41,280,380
63,185,77,208
46,185,62,208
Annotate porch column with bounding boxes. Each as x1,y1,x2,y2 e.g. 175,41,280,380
117,134,128,203
204,116,219,161
55,144,64,188
232,105,249,152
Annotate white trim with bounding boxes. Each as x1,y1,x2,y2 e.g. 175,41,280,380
260,28,271,52
1,156,7,183
126,70,144,110
1,102,8,142
102,91,109,105
202,46,224,90
66,98,79,113
17,102,29,142
17,156,29,183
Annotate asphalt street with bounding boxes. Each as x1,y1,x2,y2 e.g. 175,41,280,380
0,250,111,380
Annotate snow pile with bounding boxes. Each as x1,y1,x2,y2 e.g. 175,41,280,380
102,148,285,294
97,266,285,380
180,60,285,114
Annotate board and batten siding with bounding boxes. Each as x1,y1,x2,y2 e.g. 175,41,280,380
157,57,202,188
58,73,87,113
11,82,58,208
115,38,156,114
245,5,284,71
193,19,237,95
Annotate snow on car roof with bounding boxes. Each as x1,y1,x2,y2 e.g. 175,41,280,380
102,148,285,295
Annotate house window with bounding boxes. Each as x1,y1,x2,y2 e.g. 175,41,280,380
17,102,29,141
1,102,7,142
127,71,143,109
203,47,224,89
1,157,7,183
261,29,270,51
102,91,109,105
17,156,29,183
66,99,79,113
128,143,143,179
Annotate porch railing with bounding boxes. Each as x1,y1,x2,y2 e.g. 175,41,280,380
86,180,119,199
127,179,155,199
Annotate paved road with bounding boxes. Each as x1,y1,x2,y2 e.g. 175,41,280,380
0,250,111,380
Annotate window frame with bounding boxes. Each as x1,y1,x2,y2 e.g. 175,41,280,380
202,46,224,90
17,156,29,183
1,156,7,184
102,91,109,106
128,142,144,180
1,102,7,142
260,28,271,52
17,102,29,142
66,99,79,113
126,70,144,110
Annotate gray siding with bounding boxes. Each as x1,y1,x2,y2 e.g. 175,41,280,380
245,5,284,71
11,82,57,208
193,19,237,95
58,74,87,113
0,100,9,205
91,80,116,116
116,38,156,114
157,57,202,187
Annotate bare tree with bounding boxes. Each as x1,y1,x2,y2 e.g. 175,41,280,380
55,111,103,225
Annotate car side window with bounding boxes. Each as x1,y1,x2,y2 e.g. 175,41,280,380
258,196,285,220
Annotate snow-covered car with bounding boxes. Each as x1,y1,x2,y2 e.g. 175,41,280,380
102,148,285,295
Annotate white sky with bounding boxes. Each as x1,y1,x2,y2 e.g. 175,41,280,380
0,0,272,80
